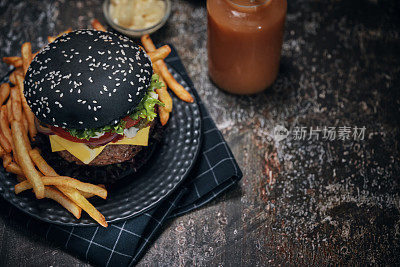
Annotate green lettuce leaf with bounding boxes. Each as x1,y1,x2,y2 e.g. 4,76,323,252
68,74,164,140
130,74,165,121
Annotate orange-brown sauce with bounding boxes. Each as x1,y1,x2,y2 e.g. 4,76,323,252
207,0,287,94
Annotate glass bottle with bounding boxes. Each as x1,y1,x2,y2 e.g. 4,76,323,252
207,0,287,94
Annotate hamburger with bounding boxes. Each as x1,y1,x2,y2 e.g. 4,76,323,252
24,30,164,166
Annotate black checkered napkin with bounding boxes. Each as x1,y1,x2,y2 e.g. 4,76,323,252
0,46,242,266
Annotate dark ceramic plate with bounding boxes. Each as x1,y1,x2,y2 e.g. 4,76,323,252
0,65,202,226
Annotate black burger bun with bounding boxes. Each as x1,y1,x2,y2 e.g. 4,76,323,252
24,29,153,130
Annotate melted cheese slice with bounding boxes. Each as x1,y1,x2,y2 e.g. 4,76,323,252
49,126,150,164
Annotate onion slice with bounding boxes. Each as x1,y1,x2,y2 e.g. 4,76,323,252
35,118,54,135
86,132,120,147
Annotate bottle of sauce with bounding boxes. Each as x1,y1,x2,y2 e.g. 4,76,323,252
207,0,287,94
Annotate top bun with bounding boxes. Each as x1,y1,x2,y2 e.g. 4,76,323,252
24,30,153,130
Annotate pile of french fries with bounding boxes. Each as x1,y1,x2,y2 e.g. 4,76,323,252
2,30,109,227
0,19,193,227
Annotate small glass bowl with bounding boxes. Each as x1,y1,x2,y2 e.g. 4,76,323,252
103,0,171,38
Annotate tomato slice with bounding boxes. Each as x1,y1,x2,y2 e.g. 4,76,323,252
123,117,141,128
50,116,142,144
50,126,87,143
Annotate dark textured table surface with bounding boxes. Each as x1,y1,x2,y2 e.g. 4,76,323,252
1,0,399,266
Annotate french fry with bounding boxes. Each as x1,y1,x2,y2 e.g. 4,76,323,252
14,67,24,77
79,191,96,199
2,102,18,152
44,186,81,219
80,184,106,198
147,45,171,63
28,148,57,176
153,69,173,113
13,151,20,166
141,34,157,52
11,120,44,199
0,145,5,157
47,36,56,43
10,87,22,122
21,118,31,150
15,176,107,199
5,162,24,176
21,42,32,75
2,153,12,168
0,127,12,153
0,106,13,149
9,71,18,86
158,106,170,126
15,75,37,140
2,56,22,67
141,35,194,103
2,55,36,68
156,78,172,112
91,19,106,32
6,101,12,121
22,115,28,132
141,36,167,74
157,61,193,102
0,83,11,106
59,28,72,36
60,186,107,227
